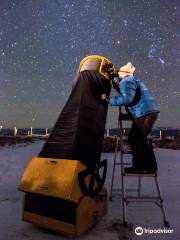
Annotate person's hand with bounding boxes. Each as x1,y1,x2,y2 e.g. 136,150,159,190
112,77,120,93
101,94,109,102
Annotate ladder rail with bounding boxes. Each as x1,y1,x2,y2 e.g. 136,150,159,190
119,108,127,225
109,136,119,201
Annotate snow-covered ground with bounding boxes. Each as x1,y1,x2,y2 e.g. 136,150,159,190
0,141,180,240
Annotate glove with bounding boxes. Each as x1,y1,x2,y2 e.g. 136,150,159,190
101,94,109,102
112,77,120,93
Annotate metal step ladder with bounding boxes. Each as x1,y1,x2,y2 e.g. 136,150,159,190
109,107,170,227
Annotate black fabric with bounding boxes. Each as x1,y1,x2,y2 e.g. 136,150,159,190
128,112,158,171
39,70,111,168
24,193,77,224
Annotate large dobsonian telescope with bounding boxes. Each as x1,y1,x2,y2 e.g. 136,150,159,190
19,55,117,236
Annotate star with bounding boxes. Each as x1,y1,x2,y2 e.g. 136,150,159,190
0,0,179,128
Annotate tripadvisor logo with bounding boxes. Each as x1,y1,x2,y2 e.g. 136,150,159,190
135,227,143,235
135,227,173,235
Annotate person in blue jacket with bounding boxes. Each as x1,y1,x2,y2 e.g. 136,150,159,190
109,62,159,174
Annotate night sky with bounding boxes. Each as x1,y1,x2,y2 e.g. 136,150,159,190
0,0,179,128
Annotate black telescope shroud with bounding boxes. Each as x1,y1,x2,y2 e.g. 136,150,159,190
39,70,111,168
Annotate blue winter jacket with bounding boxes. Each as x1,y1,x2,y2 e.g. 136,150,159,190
109,75,160,118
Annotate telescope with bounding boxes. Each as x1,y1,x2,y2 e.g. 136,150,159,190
19,55,116,236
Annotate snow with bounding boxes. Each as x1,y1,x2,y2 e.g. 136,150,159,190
0,141,180,240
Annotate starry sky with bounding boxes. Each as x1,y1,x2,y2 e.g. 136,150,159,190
0,0,179,128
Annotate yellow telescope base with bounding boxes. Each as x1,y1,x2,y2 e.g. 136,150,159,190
19,157,107,235
22,189,107,236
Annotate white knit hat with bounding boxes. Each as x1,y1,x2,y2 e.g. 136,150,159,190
119,62,136,74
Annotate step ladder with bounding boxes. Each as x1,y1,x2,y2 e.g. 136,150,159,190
109,107,170,227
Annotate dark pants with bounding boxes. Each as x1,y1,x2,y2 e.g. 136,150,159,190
128,112,158,171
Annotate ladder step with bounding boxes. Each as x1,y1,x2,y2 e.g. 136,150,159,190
122,150,132,154
111,188,121,191
125,197,162,202
114,162,131,166
123,172,157,177
120,113,132,121
112,188,139,192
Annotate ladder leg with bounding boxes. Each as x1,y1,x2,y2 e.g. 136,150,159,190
118,114,128,226
119,127,127,225
154,176,170,227
138,176,141,197
109,137,119,201
120,150,127,226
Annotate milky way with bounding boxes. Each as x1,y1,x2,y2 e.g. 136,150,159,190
0,0,179,128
